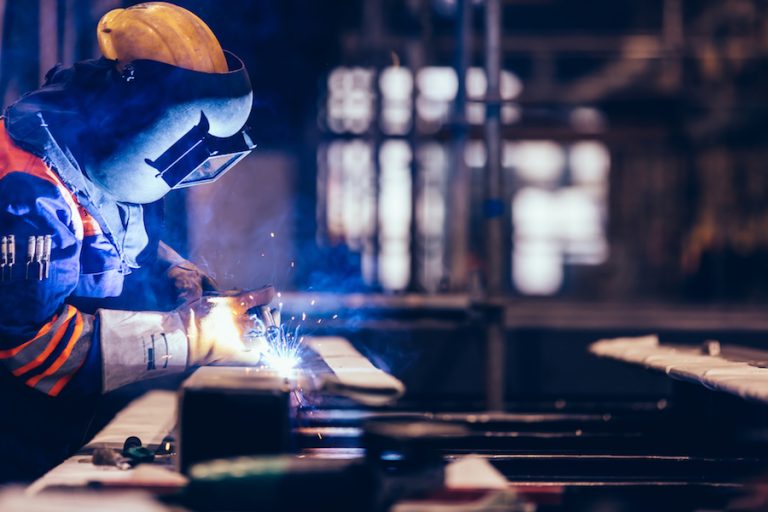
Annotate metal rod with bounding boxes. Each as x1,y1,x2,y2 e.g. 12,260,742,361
484,0,504,295
485,316,506,411
448,0,472,290
0,0,7,66
484,0,506,411
661,0,683,91
39,0,58,84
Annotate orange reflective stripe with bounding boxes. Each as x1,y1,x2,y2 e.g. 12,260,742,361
0,313,60,359
11,308,77,377
47,354,86,397
0,120,86,239
27,313,84,389
0,121,63,186
79,205,102,236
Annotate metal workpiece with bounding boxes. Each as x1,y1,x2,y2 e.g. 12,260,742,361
177,337,406,472
305,337,405,406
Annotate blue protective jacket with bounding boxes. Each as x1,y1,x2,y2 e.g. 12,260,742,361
0,60,171,481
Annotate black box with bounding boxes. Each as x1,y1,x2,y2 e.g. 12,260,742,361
177,367,297,473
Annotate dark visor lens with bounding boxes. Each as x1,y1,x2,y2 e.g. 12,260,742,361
175,151,252,188
147,113,256,189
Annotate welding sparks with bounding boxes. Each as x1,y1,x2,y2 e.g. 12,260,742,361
261,324,303,377
246,314,305,378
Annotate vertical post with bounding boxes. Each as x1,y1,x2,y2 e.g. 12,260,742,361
60,0,76,66
365,0,382,289
484,0,504,295
661,0,683,91
39,0,58,84
484,0,506,411
0,0,7,60
485,309,506,410
408,4,430,292
448,0,472,290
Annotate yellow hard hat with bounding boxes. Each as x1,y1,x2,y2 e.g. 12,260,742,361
97,2,228,74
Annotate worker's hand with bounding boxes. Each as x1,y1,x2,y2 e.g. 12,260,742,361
177,286,275,367
157,241,217,303
167,261,218,303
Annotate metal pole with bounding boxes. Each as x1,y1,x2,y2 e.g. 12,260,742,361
484,0,506,411
39,0,58,84
485,311,506,410
448,0,472,290
484,0,504,295
661,0,683,91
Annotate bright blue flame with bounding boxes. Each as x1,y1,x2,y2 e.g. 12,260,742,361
246,318,304,377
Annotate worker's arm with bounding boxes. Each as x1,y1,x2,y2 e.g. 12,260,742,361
0,172,100,397
98,286,275,390
0,173,185,395
0,173,274,395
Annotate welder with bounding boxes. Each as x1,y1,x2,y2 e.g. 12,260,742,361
0,2,271,482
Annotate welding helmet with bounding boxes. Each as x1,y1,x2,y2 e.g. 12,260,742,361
83,2,254,204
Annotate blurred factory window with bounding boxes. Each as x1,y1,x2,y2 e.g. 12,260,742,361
416,143,448,292
379,66,413,135
378,140,413,291
464,140,487,168
506,141,565,185
322,140,376,249
509,140,610,295
327,67,375,134
513,239,564,296
416,66,458,132
571,141,611,186
466,67,523,125
318,62,603,295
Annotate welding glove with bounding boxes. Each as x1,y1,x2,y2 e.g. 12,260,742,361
96,286,275,393
157,241,218,303
178,287,276,367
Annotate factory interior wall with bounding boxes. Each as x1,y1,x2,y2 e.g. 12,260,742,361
185,153,298,292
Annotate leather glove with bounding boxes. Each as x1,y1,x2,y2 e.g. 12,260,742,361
96,286,275,392
167,261,219,303
157,241,217,303
178,287,275,366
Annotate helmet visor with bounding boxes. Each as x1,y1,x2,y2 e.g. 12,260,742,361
175,149,252,188
147,113,257,190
